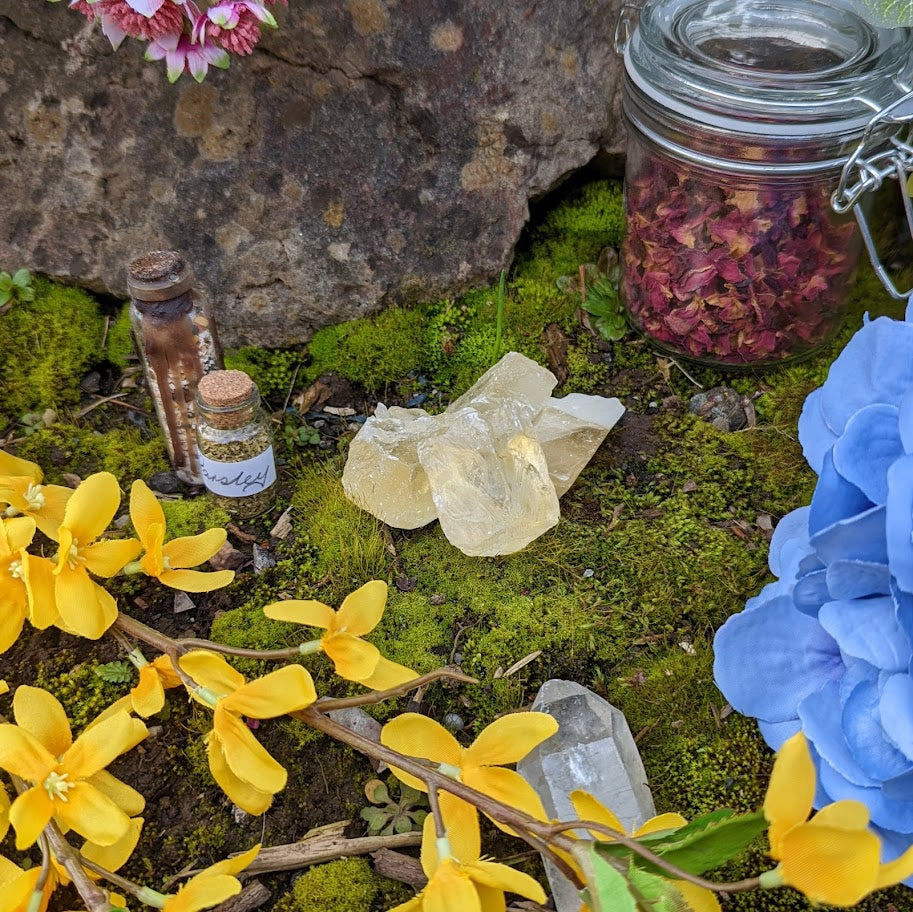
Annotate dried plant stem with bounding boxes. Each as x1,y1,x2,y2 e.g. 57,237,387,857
44,822,114,912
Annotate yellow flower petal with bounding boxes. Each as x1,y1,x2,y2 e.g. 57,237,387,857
54,781,132,847
10,786,53,849
85,770,146,817
634,813,688,837
262,598,335,630
335,580,387,636
61,472,121,545
778,824,880,906
382,713,462,775
436,792,482,867
674,881,722,912
464,767,548,827
0,451,42,481
221,665,316,719
386,897,423,912
207,735,274,816
152,654,183,688
358,655,418,690
62,711,147,780
805,799,869,831
129,480,165,553
163,528,227,569
80,816,143,873
325,632,381,682
214,709,288,794
0,860,39,910
425,860,481,912
0,580,26,654
467,859,548,905
83,538,142,578
0,725,55,781
465,713,558,767
54,570,117,640
202,843,260,878
22,554,59,630
31,484,72,541
162,874,242,912
2,517,35,554
875,842,913,890
569,790,626,838
764,732,815,859
158,568,235,593
179,650,246,696
13,686,72,757
139,523,166,578
132,665,165,717
0,782,9,843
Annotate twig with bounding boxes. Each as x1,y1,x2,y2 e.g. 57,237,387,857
427,786,446,840
44,822,114,912
315,668,478,711
282,361,304,414
667,357,704,389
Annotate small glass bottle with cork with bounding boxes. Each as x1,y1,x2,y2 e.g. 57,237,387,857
127,250,222,484
195,369,277,518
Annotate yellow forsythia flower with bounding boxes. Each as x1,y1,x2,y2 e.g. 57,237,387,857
262,580,416,689
392,814,546,912
381,711,557,843
570,790,720,912
129,480,234,592
0,450,72,540
51,472,141,639
0,686,147,849
764,732,913,905
179,651,316,815
161,844,259,912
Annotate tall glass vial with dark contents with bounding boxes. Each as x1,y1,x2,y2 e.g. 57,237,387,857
618,0,913,368
128,251,223,483
195,370,277,519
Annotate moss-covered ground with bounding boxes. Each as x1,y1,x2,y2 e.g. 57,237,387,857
1,177,910,911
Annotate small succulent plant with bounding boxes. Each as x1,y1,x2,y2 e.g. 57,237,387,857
360,778,428,836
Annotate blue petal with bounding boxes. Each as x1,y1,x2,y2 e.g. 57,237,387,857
713,593,843,723
798,680,874,786
881,673,913,761
768,506,812,578
757,718,801,751
844,678,912,779
826,560,892,600
793,569,829,617
809,505,887,565
838,656,879,704
886,454,913,593
898,385,913,453
832,404,903,505
818,754,913,832
883,768,913,801
819,596,912,672
893,584,913,668
809,449,874,537
798,388,835,475
874,826,913,886
802,316,913,470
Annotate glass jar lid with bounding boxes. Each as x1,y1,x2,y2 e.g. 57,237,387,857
623,0,913,162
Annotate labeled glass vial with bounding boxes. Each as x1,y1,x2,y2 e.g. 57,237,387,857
195,370,277,518
618,0,913,368
128,251,223,483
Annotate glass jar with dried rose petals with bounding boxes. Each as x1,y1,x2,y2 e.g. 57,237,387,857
618,0,913,368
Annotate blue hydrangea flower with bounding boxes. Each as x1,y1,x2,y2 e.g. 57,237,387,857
714,309,913,874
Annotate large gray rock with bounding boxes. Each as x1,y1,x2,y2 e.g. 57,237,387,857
0,0,625,347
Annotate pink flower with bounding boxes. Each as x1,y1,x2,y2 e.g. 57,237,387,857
98,0,188,40
145,32,230,82
194,1,276,55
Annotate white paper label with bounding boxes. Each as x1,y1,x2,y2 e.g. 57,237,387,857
200,446,277,497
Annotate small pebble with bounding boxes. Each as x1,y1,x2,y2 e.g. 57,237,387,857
688,387,746,432
80,371,101,394
210,541,246,571
324,406,356,417
149,471,182,495
442,713,465,732
253,542,277,574
173,592,195,614
582,568,594,578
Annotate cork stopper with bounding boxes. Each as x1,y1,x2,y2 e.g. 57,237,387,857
128,250,195,301
197,370,256,409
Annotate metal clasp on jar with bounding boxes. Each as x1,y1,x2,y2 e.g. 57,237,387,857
833,88,913,300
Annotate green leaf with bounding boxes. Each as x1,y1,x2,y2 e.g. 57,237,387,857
0,274,12,292
393,814,413,834
626,868,690,912
364,778,389,805
360,806,391,834
592,313,628,342
598,809,767,877
12,269,31,288
399,783,424,804
573,842,637,912
0,291,10,308
94,660,134,684
852,0,913,27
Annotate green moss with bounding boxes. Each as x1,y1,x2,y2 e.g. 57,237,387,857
304,307,426,391
0,276,106,417
272,858,402,912
224,346,303,398
34,653,128,732
160,497,231,540
105,303,135,370
14,423,169,487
